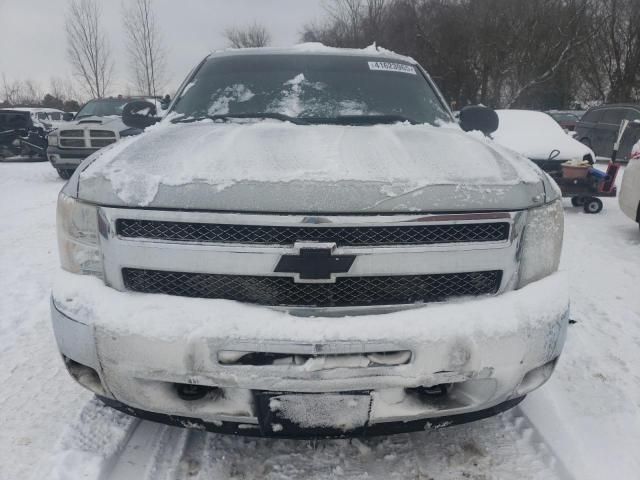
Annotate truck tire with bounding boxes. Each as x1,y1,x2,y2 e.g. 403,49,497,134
583,197,603,214
56,168,74,180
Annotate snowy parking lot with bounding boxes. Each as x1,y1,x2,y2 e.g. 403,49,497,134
1,162,639,480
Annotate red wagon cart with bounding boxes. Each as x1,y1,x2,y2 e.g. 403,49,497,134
551,120,627,214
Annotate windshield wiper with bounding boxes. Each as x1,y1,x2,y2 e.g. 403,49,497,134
170,113,417,126
172,112,310,125
304,115,418,126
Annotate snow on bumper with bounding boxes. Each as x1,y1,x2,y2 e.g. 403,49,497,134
51,270,569,428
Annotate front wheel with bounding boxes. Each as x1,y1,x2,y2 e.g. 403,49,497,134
583,197,603,214
571,196,585,207
56,168,74,180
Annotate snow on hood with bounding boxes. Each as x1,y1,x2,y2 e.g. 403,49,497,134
71,115,126,129
493,110,594,161
78,120,545,212
210,42,417,64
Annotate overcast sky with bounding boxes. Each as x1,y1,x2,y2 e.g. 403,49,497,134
0,0,326,97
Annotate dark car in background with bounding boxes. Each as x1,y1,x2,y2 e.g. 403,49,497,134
0,109,48,160
575,104,640,162
546,110,580,131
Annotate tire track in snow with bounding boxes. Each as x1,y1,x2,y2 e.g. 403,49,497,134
41,398,576,480
408,407,574,480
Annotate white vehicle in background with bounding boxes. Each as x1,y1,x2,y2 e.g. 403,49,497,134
46,98,150,179
2,107,72,131
620,143,640,229
492,109,595,175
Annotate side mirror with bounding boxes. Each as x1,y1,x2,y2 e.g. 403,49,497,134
160,94,171,110
122,100,161,129
62,112,74,121
459,105,499,135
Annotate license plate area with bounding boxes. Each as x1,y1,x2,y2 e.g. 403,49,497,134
254,391,372,437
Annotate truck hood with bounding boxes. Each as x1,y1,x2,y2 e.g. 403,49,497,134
76,120,546,213
67,115,126,130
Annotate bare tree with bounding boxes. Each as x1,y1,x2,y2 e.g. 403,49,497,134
303,0,388,47
65,0,113,98
2,74,23,105
1,75,43,105
224,22,271,48
123,0,167,97
304,0,595,109
50,76,81,103
579,0,640,103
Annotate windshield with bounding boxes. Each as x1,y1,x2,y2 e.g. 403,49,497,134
76,99,129,118
549,112,578,123
171,54,452,126
36,111,62,121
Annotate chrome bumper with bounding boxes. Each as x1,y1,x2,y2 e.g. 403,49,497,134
51,270,569,428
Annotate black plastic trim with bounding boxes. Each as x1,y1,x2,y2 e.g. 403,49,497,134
97,395,525,439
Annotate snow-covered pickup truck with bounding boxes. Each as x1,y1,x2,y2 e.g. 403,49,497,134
46,98,144,179
51,45,569,438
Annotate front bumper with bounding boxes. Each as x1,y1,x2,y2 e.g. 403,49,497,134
47,146,97,170
51,270,569,437
98,394,525,438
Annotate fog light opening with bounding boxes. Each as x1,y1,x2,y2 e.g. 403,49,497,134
174,383,221,401
63,356,106,396
409,383,450,398
515,357,559,397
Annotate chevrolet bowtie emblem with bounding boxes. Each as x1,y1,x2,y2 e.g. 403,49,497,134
275,243,355,283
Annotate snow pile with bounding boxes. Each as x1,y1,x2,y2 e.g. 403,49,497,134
266,73,320,117
80,121,542,206
269,394,370,431
208,84,255,115
215,42,417,65
52,270,567,342
493,109,593,161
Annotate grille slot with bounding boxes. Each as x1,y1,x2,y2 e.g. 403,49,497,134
90,138,116,148
89,130,116,137
116,220,510,246
60,130,84,137
60,138,86,148
122,269,502,307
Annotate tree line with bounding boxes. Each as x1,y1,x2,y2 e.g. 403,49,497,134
303,0,640,110
0,0,266,110
6,0,640,112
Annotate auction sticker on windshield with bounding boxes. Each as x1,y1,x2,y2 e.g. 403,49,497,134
368,61,416,74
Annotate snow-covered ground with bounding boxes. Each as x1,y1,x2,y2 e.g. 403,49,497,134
0,162,638,479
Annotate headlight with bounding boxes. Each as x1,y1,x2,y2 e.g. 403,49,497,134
48,130,59,146
57,192,102,277
517,199,564,288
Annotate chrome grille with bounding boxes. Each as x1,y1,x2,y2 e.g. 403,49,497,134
59,130,84,137
60,138,86,147
122,268,502,307
90,138,116,148
116,219,510,246
90,130,116,137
